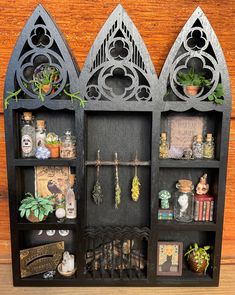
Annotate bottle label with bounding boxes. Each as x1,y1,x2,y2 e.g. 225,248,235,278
21,135,33,154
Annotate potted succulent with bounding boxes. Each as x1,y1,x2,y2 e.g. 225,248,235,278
19,192,54,223
46,132,60,158
30,64,59,101
184,243,210,274
177,67,211,96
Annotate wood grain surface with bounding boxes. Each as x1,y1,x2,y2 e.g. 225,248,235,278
0,264,235,294
0,0,235,263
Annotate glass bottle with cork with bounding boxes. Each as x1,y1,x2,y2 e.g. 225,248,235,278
159,132,169,159
60,130,76,159
192,134,203,159
21,112,36,158
174,179,194,222
203,133,215,159
35,120,46,147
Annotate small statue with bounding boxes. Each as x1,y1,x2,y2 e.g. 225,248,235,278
159,190,171,209
196,174,209,195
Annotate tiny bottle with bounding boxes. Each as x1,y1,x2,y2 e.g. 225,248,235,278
35,120,46,147
174,179,194,222
192,135,203,159
159,132,169,159
65,186,77,219
21,112,36,158
203,133,215,159
60,130,76,159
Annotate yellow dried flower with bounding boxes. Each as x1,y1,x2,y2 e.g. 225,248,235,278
131,175,140,202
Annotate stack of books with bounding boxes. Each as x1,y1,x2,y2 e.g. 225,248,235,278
194,194,214,222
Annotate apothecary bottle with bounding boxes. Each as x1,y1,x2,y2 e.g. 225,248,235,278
159,132,169,159
203,133,215,159
60,130,76,159
192,134,203,159
35,120,46,147
174,179,194,222
21,112,36,158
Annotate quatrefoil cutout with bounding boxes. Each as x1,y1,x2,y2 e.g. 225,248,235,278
29,25,53,48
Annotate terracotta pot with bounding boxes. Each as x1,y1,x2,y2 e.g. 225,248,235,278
185,85,200,96
188,252,207,274
26,211,47,223
42,84,55,95
47,143,60,158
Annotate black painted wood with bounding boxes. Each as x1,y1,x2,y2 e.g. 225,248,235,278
4,4,231,287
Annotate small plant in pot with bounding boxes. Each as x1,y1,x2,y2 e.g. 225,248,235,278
19,192,54,223
184,243,210,275
177,67,211,96
46,132,60,158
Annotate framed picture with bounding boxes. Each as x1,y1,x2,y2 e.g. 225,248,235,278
157,241,183,276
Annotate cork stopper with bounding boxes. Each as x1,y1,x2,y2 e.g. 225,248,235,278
177,179,193,193
196,134,202,143
36,120,45,129
23,112,32,121
206,133,212,141
161,132,167,140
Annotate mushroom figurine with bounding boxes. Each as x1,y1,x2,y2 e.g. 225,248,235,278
159,190,171,209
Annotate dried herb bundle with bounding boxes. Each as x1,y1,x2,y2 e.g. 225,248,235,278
92,180,103,205
131,175,140,202
114,153,121,209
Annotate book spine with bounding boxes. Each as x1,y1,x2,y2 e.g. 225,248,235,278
198,200,203,221
209,201,214,221
205,201,211,221
202,201,207,221
194,200,199,221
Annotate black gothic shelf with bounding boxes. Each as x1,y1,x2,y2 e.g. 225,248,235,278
4,4,231,287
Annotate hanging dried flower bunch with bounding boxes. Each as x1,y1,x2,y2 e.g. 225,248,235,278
114,152,121,209
131,155,140,201
91,150,103,205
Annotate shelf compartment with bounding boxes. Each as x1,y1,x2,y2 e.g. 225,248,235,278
159,159,220,168
157,220,216,231
84,226,149,280
17,214,78,230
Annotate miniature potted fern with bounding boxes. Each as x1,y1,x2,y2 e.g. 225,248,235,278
19,192,54,223
184,243,210,274
177,67,211,96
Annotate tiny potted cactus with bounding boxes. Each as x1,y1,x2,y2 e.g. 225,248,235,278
177,67,211,96
19,192,54,223
46,132,60,158
184,243,210,274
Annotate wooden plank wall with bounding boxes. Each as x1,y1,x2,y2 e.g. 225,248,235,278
0,0,234,264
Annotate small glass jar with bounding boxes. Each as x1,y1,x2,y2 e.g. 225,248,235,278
35,120,46,147
20,112,36,158
174,179,194,222
192,134,203,159
60,130,76,159
159,132,169,159
203,133,215,159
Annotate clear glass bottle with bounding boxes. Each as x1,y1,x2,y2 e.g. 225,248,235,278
60,130,76,159
192,134,203,159
20,112,36,158
35,120,46,147
174,179,194,222
203,133,215,159
159,132,169,159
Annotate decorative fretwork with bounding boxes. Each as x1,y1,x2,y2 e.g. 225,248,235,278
160,7,227,104
79,4,157,103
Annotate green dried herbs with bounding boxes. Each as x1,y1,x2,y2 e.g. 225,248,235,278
114,152,121,209
92,180,103,205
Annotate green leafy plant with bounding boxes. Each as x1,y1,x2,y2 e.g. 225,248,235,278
177,67,211,87
208,83,225,105
18,192,54,222
4,64,87,109
184,243,210,274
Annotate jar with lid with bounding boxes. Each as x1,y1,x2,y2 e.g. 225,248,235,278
20,112,36,158
159,132,169,159
60,130,76,159
35,120,46,147
192,134,203,159
203,133,215,159
174,179,194,222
